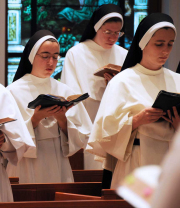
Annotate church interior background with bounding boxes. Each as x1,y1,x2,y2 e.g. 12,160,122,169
7,0,149,85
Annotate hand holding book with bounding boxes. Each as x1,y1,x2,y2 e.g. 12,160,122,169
29,93,89,129
161,106,180,130
94,64,122,78
28,93,89,109
152,90,180,124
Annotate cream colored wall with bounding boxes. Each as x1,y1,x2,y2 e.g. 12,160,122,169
162,0,180,71
0,0,6,86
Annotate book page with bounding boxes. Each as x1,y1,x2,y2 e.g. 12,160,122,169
0,117,16,125
67,94,82,101
95,63,122,73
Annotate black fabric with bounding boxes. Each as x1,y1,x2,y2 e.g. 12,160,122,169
133,138,140,146
176,61,180,74
121,13,174,71
101,169,112,189
13,30,55,82
80,4,123,42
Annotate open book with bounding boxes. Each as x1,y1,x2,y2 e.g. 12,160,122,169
152,90,180,120
117,165,161,208
28,93,89,109
94,64,122,77
0,117,16,126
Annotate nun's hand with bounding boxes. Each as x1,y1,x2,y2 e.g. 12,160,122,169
53,105,73,137
162,106,180,131
31,105,61,128
132,107,166,130
104,73,115,85
0,130,5,149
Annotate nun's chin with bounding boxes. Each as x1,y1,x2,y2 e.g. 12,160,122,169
103,43,114,49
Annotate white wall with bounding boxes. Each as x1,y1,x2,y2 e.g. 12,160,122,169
162,0,180,71
0,0,6,85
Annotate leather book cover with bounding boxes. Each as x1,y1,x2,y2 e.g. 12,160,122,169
28,93,89,109
152,90,180,120
94,64,122,77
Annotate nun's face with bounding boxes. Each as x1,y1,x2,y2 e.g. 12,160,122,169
93,21,122,49
31,41,60,78
141,28,175,70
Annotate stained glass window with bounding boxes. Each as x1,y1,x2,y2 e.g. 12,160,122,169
7,0,152,85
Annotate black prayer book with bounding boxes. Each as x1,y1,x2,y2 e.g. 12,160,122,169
152,90,180,119
28,93,89,109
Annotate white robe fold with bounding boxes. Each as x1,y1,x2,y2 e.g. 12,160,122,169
151,127,180,208
0,84,35,201
86,64,180,188
61,39,127,169
6,74,92,183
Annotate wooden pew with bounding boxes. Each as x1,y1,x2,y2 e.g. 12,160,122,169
0,200,134,208
55,192,101,200
69,149,84,170
9,177,19,184
55,189,122,201
9,170,103,184
73,170,103,182
11,182,102,201
101,189,122,200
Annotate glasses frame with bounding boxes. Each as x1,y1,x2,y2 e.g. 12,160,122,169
102,30,124,38
36,53,61,61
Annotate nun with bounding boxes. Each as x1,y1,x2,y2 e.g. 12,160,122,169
6,30,92,183
0,84,35,201
86,13,180,188
61,4,127,171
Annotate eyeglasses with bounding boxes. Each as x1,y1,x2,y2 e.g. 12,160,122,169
102,30,124,37
36,53,61,61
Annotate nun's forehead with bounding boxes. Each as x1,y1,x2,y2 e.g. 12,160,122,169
94,13,123,32
152,27,176,37
37,39,59,51
139,21,176,50
29,35,59,64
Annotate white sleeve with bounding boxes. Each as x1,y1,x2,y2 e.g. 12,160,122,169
0,86,36,165
61,101,92,157
86,78,135,162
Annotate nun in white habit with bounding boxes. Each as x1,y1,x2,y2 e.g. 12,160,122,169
86,13,180,188
6,30,92,183
61,4,127,170
0,84,35,201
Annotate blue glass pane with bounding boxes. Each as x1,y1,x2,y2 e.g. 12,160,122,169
8,57,20,85
7,0,32,53
124,0,148,49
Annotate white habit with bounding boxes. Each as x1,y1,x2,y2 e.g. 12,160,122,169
61,39,127,169
7,74,92,183
151,127,180,208
86,64,180,188
0,84,35,201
